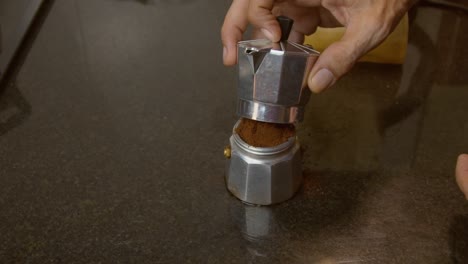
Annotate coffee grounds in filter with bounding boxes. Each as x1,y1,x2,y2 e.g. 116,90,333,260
235,118,295,148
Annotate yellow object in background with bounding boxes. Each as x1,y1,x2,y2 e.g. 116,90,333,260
304,14,409,64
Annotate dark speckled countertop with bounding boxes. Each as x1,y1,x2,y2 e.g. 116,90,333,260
1,0,468,263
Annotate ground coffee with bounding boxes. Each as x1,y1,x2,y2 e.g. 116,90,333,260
235,118,296,148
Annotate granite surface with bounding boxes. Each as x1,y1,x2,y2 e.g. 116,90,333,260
0,0,468,263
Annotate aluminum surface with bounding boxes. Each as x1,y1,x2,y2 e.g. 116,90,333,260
225,120,302,205
237,39,319,124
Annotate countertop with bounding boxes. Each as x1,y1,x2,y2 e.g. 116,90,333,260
1,0,468,263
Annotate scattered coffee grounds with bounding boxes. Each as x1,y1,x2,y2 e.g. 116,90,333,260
235,118,295,147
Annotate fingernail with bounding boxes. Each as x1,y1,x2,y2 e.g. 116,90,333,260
310,68,335,93
261,28,274,40
223,46,227,61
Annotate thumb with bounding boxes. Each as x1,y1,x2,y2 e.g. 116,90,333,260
456,154,468,200
308,20,390,93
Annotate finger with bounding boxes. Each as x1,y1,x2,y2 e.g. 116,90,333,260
247,1,337,44
456,154,468,200
248,0,281,42
317,7,343,28
251,28,265,39
282,0,342,28
221,0,250,65
288,29,305,44
276,3,321,37
251,2,323,43
308,17,392,93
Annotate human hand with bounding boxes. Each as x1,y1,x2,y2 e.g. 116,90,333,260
456,154,468,200
221,0,416,93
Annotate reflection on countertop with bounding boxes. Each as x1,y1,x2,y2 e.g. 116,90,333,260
0,0,467,263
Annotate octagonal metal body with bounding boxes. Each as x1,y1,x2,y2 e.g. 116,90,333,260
237,39,319,124
225,121,303,205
